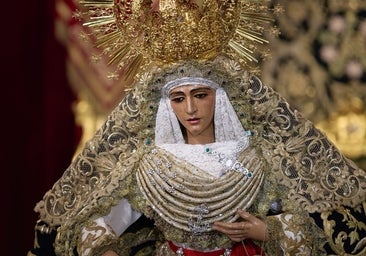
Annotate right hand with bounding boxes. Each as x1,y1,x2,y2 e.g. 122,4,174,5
102,250,119,256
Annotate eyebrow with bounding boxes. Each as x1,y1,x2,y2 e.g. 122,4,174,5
169,86,212,97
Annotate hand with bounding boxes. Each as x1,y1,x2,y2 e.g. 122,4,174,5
101,250,119,256
211,209,268,242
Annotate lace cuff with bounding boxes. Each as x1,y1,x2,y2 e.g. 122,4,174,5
263,213,327,255
78,219,119,256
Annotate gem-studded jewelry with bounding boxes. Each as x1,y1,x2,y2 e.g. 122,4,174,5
204,135,253,178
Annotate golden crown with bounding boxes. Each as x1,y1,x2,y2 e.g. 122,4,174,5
76,0,280,82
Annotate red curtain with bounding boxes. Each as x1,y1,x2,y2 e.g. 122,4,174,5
1,1,79,255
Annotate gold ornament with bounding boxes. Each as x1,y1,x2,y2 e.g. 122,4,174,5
75,0,280,82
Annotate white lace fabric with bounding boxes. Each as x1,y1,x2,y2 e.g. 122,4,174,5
159,140,247,178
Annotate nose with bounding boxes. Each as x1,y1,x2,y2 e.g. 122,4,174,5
186,96,197,114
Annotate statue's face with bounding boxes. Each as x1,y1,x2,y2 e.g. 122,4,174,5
169,84,216,144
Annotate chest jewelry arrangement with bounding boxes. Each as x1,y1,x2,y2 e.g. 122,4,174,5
136,133,264,236
203,135,253,178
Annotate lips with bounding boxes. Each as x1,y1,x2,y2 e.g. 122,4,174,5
187,117,200,124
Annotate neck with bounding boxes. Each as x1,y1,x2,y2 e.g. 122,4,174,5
185,134,215,145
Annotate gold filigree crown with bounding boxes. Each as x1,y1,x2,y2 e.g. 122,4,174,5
76,0,280,82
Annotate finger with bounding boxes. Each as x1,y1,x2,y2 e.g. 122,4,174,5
227,229,242,235
228,234,245,242
227,224,248,235
241,222,246,230
211,223,233,233
212,221,240,229
237,209,252,221
213,226,242,235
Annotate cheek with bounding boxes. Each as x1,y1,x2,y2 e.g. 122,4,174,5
205,101,215,118
171,105,184,120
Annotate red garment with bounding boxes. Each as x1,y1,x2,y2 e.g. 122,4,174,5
168,240,264,256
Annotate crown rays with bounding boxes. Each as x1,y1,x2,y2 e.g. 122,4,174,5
76,0,278,81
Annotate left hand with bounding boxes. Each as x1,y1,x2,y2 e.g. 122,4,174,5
211,209,268,242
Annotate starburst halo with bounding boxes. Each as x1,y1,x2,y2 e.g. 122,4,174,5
74,0,281,85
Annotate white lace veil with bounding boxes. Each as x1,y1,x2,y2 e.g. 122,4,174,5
155,77,245,145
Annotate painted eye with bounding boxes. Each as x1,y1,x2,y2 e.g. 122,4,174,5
171,97,184,102
195,93,207,98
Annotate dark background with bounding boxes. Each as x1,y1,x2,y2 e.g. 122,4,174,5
1,1,78,255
